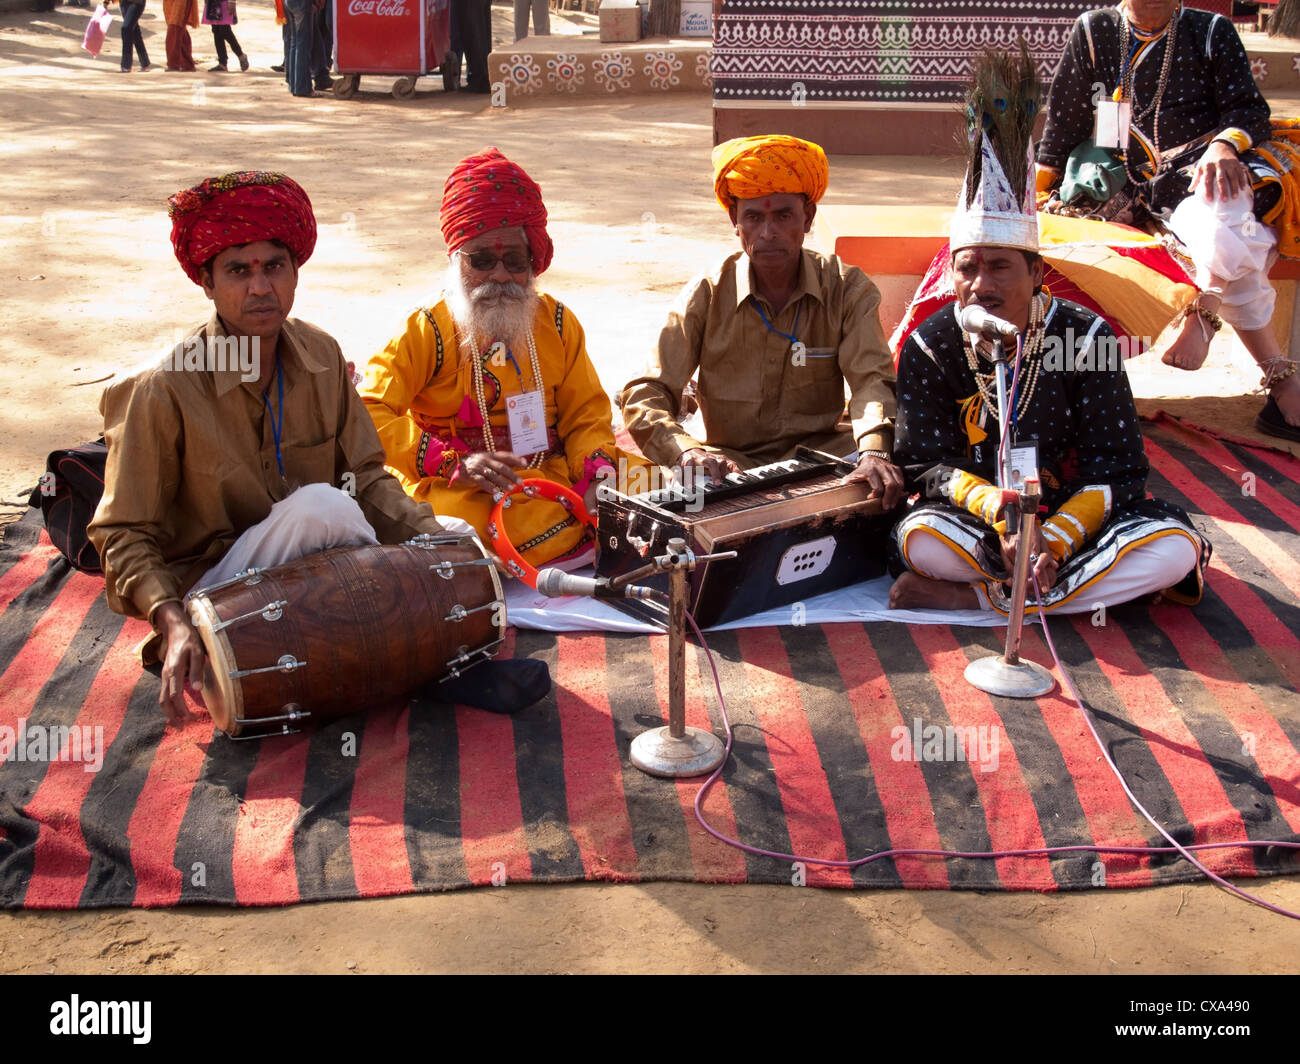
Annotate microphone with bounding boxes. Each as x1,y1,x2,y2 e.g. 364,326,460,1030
535,568,668,603
958,304,1020,344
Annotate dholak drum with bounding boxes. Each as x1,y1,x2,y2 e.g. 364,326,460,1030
187,533,505,737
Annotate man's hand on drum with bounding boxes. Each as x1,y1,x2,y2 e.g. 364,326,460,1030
460,451,525,499
842,452,905,510
675,447,740,492
1191,140,1252,202
153,601,206,724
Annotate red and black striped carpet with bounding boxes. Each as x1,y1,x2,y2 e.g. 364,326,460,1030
1,416,1297,908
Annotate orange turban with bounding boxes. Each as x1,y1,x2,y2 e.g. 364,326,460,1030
168,172,316,286
712,136,829,212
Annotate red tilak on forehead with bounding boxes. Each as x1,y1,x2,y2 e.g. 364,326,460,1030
250,258,261,267
763,198,772,210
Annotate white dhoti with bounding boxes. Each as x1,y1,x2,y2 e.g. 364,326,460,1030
1169,188,1278,331
896,504,1204,614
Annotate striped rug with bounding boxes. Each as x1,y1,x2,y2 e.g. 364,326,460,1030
1,416,1297,907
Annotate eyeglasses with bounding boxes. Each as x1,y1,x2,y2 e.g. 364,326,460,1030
456,248,532,274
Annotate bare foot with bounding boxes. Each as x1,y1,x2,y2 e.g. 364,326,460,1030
888,571,981,611
1160,309,1212,371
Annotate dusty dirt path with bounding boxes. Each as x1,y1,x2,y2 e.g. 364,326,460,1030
2,5,1298,975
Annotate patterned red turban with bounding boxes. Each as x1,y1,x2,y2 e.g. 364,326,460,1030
168,171,317,286
440,148,553,275
712,135,829,212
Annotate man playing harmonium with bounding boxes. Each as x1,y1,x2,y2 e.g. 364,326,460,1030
889,49,1209,614
1037,0,1300,442
89,172,538,723
618,134,904,510
359,148,620,573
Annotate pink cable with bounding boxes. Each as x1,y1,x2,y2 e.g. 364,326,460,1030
996,334,1024,482
686,608,1300,917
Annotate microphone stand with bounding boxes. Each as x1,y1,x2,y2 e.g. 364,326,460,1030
964,334,1056,699
629,537,733,778
990,338,1013,491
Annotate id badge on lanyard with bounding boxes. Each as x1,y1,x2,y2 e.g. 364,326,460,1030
506,391,548,455
1094,98,1131,149
1006,438,1040,494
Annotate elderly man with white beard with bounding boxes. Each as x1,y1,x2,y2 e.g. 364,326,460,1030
360,148,619,573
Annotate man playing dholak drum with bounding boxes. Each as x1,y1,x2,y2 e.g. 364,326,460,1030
618,135,905,510
889,49,1210,615
360,148,622,574
1037,0,1300,441
88,172,547,722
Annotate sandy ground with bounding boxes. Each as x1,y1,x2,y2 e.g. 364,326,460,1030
2,4,1299,976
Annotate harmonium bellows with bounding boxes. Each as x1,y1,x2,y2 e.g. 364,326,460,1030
595,447,894,628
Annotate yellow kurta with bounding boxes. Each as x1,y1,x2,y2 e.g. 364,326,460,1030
361,295,617,568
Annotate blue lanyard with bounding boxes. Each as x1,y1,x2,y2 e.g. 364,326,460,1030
1118,34,1142,93
488,342,528,386
752,297,802,346
262,359,285,478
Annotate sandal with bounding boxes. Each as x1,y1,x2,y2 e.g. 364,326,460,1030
1254,357,1300,441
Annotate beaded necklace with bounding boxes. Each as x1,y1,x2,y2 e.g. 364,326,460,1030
962,292,1047,425
1118,4,1179,185
467,331,548,469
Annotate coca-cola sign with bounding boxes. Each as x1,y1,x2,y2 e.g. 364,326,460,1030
347,0,410,15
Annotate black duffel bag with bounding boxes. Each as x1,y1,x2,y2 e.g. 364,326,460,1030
27,439,108,575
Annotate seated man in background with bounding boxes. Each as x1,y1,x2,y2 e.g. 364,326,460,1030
891,48,1209,614
360,148,620,574
1037,0,1300,441
618,135,903,509
89,172,541,722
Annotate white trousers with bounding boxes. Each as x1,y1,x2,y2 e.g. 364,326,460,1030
1169,189,1278,331
902,528,1201,614
195,483,475,590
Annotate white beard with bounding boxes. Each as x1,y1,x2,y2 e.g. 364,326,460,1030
444,264,540,356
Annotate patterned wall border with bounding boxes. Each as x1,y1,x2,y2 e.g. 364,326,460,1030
492,47,712,100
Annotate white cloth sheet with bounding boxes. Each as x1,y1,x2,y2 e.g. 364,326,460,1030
504,565,1002,633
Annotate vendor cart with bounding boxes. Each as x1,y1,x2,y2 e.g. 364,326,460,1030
332,0,452,100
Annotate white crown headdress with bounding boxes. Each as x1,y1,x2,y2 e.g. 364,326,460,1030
950,44,1041,254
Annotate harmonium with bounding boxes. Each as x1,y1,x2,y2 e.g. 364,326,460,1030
595,447,894,628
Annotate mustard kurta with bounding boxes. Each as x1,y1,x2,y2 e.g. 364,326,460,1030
361,295,617,568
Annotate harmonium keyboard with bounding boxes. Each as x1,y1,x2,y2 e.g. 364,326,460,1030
595,447,894,628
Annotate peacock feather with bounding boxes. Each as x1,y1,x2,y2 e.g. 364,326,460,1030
961,41,1041,209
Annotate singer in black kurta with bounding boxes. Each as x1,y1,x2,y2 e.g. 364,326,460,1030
890,297,1209,614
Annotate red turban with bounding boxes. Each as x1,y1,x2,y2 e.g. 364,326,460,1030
440,148,553,275
168,171,317,286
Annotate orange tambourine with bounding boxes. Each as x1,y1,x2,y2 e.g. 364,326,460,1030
487,478,596,588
